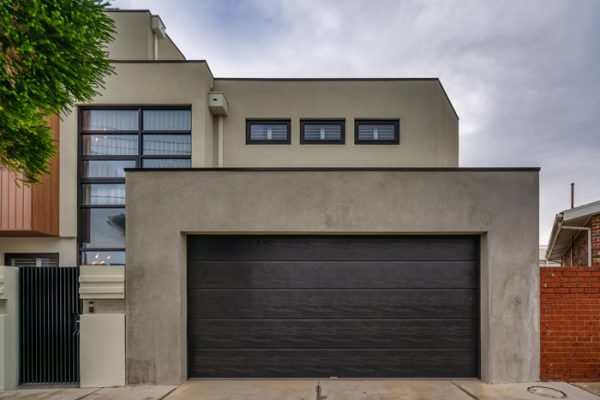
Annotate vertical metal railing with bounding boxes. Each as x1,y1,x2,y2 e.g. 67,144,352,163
19,267,80,384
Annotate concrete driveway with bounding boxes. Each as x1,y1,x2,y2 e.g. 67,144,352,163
1,380,598,400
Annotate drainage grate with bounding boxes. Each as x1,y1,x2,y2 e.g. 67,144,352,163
527,386,567,399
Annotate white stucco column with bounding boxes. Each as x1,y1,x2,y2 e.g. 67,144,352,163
0,266,19,390
79,265,126,388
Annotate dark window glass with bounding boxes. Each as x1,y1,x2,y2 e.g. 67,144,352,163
82,184,126,205
301,120,344,144
80,208,126,249
142,134,191,155
82,160,136,178
82,110,138,131
5,253,59,267
82,135,138,155
142,159,191,168
79,107,191,266
355,120,399,144
142,109,191,131
80,251,125,266
247,120,290,143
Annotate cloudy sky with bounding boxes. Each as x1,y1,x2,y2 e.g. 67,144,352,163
114,0,600,245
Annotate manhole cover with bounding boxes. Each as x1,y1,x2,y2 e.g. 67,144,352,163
527,386,567,399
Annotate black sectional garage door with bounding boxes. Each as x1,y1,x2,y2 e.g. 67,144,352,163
187,235,479,378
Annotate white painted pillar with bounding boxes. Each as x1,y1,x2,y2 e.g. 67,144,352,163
0,266,19,390
79,265,126,387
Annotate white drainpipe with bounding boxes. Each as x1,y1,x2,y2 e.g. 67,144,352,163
217,115,224,168
152,32,158,60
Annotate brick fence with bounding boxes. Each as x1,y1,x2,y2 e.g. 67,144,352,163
540,266,600,381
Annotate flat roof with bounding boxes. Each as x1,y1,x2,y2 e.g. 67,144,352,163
125,167,541,172
105,9,151,13
546,199,600,261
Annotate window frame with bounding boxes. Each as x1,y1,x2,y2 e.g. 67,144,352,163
4,253,59,267
299,119,345,144
354,119,400,145
77,106,191,266
246,119,291,144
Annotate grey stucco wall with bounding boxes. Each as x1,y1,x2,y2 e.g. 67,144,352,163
214,80,459,168
125,169,539,384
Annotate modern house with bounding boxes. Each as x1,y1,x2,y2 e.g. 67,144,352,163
0,9,539,389
546,200,600,266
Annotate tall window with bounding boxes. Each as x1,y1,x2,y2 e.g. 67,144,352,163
78,107,192,266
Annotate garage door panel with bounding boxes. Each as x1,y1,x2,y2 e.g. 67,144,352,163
189,349,478,378
188,288,478,319
188,260,478,289
187,235,480,378
188,236,478,261
189,319,479,350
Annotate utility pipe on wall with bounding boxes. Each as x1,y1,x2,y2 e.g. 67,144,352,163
217,115,224,168
152,32,158,60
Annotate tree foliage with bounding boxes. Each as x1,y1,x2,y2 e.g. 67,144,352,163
0,0,115,184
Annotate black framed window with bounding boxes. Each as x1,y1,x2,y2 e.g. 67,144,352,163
246,119,291,144
78,107,191,266
5,253,59,267
354,119,400,144
300,119,345,144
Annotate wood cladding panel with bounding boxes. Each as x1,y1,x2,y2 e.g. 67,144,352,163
0,115,59,236
0,168,32,232
187,235,480,378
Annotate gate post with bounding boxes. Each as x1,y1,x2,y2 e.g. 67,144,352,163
79,265,126,388
0,266,18,390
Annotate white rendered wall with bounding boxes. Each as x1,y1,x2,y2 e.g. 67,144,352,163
0,266,18,390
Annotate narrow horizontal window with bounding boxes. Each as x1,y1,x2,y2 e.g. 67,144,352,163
355,120,399,144
142,159,191,168
5,253,59,267
300,120,345,144
82,160,136,178
82,184,126,205
142,109,191,131
82,109,138,131
82,135,139,155
246,120,291,144
142,134,191,155
80,251,125,266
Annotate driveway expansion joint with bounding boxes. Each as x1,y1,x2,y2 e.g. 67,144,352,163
451,380,480,400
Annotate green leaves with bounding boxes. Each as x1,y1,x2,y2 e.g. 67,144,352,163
0,0,115,184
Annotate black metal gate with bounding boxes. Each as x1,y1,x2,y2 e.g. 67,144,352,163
19,267,80,384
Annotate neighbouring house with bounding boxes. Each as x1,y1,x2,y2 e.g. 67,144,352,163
541,201,600,381
0,9,539,389
546,200,600,266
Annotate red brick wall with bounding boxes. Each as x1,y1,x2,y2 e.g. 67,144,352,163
593,215,600,266
540,266,600,381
